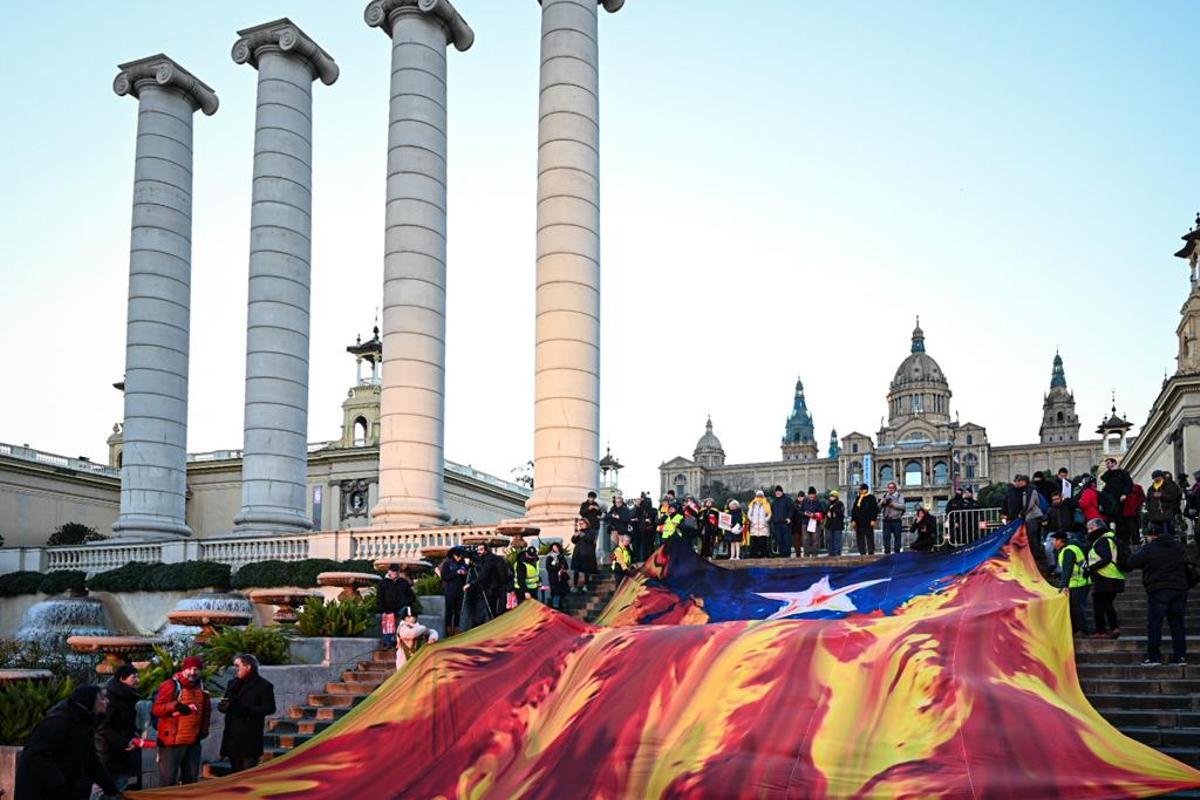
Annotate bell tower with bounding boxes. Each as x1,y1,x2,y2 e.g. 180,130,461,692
1039,351,1080,443
339,327,382,448
1173,214,1200,376
781,377,819,461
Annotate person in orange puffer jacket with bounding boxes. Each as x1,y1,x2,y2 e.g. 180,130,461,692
151,655,211,786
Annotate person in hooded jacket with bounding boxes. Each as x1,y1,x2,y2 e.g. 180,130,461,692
1146,469,1184,538
218,654,276,773
94,665,142,799
909,506,938,552
1125,527,1190,665
15,685,121,800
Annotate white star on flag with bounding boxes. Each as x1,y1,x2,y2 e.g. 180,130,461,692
755,576,891,620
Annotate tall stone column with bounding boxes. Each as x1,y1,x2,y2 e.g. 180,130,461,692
364,0,473,527
231,20,339,536
526,0,624,531
111,56,217,541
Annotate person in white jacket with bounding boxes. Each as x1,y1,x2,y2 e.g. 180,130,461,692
395,606,439,671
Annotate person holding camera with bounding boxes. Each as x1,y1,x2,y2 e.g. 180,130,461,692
881,482,906,554
150,655,210,786
571,516,599,592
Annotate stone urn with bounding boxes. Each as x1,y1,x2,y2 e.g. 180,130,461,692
495,523,540,552
247,589,322,624
316,571,381,600
418,545,452,563
66,636,166,674
371,557,433,578
165,610,251,643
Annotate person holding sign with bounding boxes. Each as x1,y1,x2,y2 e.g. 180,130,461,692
723,501,744,560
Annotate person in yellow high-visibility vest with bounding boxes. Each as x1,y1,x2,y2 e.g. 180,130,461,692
1084,518,1125,638
611,534,634,584
1051,531,1090,637
660,502,684,540
513,546,541,603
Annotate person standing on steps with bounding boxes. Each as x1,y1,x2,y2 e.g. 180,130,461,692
699,498,722,559
579,491,602,532
94,664,142,800
1084,518,1125,640
798,487,825,558
747,491,772,559
1052,531,1091,637
377,563,416,649
150,655,211,787
606,494,632,550
725,499,745,560
880,481,905,555
769,485,793,557
570,517,599,592
824,490,846,557
611,533,634,584
435,548,469,636
395,606,439,670
219,654,276,774
850,483,879,556
1125,526,1190,666
545,542,571,610
514,546,541,603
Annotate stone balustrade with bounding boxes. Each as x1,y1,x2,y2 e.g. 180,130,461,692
0,524,504,576
349,524,498,563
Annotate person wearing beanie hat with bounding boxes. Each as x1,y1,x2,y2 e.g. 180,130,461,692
151,652,211,786
850,484,880,555
378,561,417,649
395,605,439,670
770,485,794,557
797,487,825,558
15,683,121,800
825,490,846,556
747,490,772,558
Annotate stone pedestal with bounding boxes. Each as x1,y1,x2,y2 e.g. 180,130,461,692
525,0,623,533
111,56,217,541
231,19,338,536
364,0,473,527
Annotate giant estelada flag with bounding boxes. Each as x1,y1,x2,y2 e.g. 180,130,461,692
134,524,1200,798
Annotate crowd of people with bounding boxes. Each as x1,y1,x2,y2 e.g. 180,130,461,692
14,653,276,799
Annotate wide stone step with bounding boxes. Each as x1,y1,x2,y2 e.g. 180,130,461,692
1120,726,1200,748
1100,709,1200,729
268,717,335,736
1076,651,1190,665
1159,746,1200,767
1075,636,1200,653
370,649,396,663
1076,663,1200,680
325,680,380,695
287,704,353,722
1087,693,1200,711
1080,678,1200,694
307,693,363,708
201,750,279,780
345,669,392,683
264,731,315,750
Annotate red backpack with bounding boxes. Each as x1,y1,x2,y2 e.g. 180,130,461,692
1122,484,1145,517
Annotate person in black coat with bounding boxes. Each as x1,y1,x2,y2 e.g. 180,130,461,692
579,492,602,531
377,565,417,648
95,666,142,796
909,507,938,552
15,685,120,800
436,549,470,636
219,654,277,773
1125,529,1190,664
544,541,572,609
606,495,633,548
849,484,879,555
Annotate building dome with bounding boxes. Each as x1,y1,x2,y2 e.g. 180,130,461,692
693,416,725,467
886,318,952,426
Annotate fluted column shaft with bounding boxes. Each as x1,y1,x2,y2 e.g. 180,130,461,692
232,20,338,535
527,0,621,525
365,0,472,527
111,56,217,541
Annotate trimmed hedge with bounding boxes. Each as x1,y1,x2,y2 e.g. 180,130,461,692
231,558,374,589
0,572,45,597
38,570,86,596
87,561,232,593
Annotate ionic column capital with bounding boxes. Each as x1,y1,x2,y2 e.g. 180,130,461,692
232,18,339,86
113,54,218,115
364,0,474,51
538,0,625,12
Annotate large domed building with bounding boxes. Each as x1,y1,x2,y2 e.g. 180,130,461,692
660,319,1118,513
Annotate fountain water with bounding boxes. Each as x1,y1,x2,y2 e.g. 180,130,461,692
159,593,256,650
15,596,114,652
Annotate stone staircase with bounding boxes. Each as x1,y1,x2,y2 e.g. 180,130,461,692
201,647,396,778
559,573,620,622
1076,591,1200,774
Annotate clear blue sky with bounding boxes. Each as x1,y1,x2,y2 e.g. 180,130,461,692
0,1,1196,498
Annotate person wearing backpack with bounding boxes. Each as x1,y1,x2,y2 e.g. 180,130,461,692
1146,470,1183,539
1084,519,1126,639
150,655,211,786
1125,526,1190,665
1100,457,1136,544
